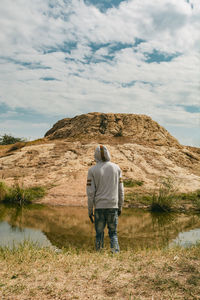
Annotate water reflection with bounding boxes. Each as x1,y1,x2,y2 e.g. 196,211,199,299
0,204,200,250
0,221,51,248
170,228,200,248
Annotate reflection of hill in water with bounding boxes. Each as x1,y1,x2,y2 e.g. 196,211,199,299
1,204,200,250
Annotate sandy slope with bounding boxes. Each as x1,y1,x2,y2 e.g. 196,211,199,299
0,138,199,206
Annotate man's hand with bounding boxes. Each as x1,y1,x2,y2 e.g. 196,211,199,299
88,209,94,223
89,213,94,223
118,208,122,216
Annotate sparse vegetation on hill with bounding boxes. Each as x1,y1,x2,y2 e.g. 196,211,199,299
0,181,46,205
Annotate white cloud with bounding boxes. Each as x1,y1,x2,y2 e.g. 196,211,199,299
0,111,18,118
0,0,199,145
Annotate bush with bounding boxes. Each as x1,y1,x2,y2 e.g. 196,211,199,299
150,177,176,212
123,179,144,188
0,181,46,205
0,134,26,145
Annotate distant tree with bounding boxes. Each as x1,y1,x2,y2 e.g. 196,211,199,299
0,134,26,145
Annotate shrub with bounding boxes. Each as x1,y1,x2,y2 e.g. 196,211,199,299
150,193,175,212
0,134,26,145
0,181,46,205
25,186,46,201
4,182,28,205
150,177,176,212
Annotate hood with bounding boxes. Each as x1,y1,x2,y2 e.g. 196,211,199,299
94,145,111,162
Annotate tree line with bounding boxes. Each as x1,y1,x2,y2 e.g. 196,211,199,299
0,134,26,145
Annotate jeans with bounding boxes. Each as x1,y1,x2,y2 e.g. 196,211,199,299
94,208,119,253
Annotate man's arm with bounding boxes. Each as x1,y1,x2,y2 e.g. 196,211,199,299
86,169,96,218
118,169,124,215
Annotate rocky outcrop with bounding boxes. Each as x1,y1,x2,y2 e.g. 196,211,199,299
45,113,180,147
0,113,199,206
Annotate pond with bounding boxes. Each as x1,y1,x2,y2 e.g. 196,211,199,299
0,204,200,250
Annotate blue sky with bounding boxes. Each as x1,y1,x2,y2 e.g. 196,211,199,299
0,0,199,146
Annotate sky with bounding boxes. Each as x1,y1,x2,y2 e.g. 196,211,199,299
0,0,199,146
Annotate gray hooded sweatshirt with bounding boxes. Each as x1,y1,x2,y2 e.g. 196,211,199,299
87,145,124,214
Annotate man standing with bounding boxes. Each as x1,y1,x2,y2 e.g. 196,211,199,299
86,145,124,253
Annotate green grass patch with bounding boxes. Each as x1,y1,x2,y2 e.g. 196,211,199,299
125,189,200,212
124,177,200,212
176,190,200,210
0,181,8,201
0,181,46,205
123,178,144,188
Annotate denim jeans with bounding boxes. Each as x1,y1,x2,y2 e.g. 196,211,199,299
94,208,119,253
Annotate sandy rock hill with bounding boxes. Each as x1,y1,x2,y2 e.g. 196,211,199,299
0,112,199,206
45,112,180,147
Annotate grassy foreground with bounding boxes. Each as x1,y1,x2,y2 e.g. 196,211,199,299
0,242,200,300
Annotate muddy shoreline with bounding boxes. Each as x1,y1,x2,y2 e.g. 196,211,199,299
36,198,200,214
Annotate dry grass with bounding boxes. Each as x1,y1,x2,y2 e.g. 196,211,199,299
0,242,200,300
0,145,11,158
26,138,50,146
6,142,26,152
0,139,48,159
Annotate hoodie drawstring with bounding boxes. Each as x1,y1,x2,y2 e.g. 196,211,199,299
100,145,106,161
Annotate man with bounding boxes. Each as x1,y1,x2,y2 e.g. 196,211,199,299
86,144,124,252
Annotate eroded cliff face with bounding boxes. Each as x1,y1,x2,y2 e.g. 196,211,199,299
0,113,199,206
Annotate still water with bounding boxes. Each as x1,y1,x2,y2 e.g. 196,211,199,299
0,204,200,250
